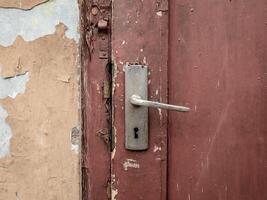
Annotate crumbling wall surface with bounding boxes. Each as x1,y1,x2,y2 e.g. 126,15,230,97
0,0,81,199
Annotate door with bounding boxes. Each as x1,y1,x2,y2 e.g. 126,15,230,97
111,0,267,200
83,0,267,199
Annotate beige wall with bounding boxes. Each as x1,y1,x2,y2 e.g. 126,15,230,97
0,0,81,199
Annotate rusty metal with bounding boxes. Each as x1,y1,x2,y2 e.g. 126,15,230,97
91,6,99,16
98,128,111,148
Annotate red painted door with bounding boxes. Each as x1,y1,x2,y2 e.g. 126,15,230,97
168,1,267,199
168,0,267,200
111,0,267,200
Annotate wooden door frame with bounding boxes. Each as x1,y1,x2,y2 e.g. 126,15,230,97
80,0,112,199
80,0,170,199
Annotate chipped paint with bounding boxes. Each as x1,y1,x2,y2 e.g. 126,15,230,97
153,145,162,152
0,21,80,198
0,0,79,46
156,11,163,16
0,72,29,158
143,56,147,64
111,126,117,160
123,159,140,171
112,188,118,200
112,61,119,96
70,126,80,154
111,174,118,200
158,108,163,121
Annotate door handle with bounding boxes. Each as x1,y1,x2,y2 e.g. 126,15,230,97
125,65,190,151
130,94,190,112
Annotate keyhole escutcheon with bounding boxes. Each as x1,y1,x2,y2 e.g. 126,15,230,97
134,127,139,139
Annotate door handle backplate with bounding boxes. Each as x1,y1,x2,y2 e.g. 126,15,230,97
125,65,189,150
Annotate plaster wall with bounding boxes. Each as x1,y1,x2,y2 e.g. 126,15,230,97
0,0,81,199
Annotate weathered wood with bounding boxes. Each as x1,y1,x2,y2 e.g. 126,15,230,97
111,0,169,199
168,1,267,199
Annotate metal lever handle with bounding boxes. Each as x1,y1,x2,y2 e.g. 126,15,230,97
125,65,189,150
130,95,190,112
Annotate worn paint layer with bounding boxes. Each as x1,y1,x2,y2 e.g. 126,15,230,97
0,0,79,47
0,23,80,199
0,73,29,158
0,0,48,10
123,159,140,171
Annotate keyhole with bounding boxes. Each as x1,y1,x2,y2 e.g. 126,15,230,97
134,127,139,139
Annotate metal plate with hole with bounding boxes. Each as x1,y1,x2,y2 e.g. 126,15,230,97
125,64,148,150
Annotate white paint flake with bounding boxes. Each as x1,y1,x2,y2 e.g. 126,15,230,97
111,174,118,200
123,159,140,171
156,11,163,17
112,188,118,200
143,56,147,64
153,145,162,152
71,144,79,154
111,127,117,160
0,0,80,46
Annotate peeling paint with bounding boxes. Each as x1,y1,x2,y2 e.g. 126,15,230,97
0,72,29,158
0,0,79,46
0,72,29,99
112,188,118,200
0,0,80,196
158,108,163,121
143,56,147,64
123,159,140,171
153,145,162,152
156,11,163,16
70,127,80,154
111,126,117,160
111,174,118,200
112,61,119,96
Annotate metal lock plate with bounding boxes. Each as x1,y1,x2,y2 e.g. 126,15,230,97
124,65,190,150
125,65,148,150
